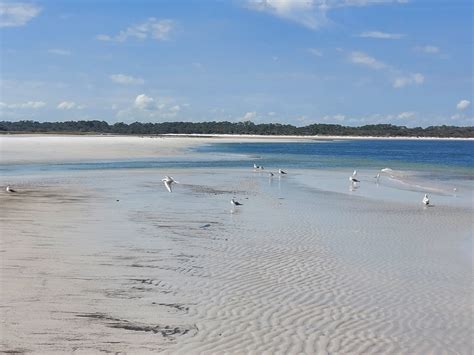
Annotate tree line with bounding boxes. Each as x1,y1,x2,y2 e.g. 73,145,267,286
0,120,472,138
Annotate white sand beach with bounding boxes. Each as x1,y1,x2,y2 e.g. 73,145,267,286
0,135,314,164
0,136,472,354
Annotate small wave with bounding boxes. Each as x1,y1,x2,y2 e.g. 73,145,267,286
381,168,456,195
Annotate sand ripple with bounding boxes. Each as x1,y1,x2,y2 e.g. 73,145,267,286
1,169,472,354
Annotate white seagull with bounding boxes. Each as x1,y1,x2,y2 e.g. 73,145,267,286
161,176,179,193
374,173,380,182
422,194,430,205
279,169,287,175
6,186,17,193
253,163,259,169
349,175,360,184
231,198,243,206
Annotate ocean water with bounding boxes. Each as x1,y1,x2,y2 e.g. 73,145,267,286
194,140,473,207
195,140,474,176
1,139,473,176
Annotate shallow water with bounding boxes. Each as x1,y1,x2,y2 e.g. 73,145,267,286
0,139,473,354
1,166,472,354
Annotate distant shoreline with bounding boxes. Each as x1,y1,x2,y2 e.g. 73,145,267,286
1,132,473,141
1,120,472,139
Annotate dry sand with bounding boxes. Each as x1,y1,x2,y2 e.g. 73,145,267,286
0,135,312,164
0,136,472,354
0,135,199,164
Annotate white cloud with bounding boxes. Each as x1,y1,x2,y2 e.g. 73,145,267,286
349,50,425,89
350,51,388,70
134,94,156,110
1,101,46,109
308,48,323,57
25,101,46,109
48,48,71,56
97,18,175,42
358,31,404,39
242,111,257,121
393,73,424,88
169,105,181,112
0,2,41,28
57,101,82,110
456,99,470,111
414,45,440,54
246,0,328,30
110,74,144,85
245,0,407,30
397,111,415,119
116,94,182,121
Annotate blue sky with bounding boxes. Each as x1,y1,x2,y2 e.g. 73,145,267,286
0,0,472,127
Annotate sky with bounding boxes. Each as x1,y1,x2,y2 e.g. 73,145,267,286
0,0,472,127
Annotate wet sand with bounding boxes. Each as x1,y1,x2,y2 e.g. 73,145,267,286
0,137,473,354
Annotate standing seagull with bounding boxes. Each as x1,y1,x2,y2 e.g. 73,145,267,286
231,198,243,207
6,186,17,193
269,172,274,177
374,173,380,183
279,169,287,175
349,175,360,184
162,176,179,193
422,194,430,205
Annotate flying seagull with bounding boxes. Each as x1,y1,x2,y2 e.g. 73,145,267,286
422,194,430,205
6,186,17,193
279,169,287,175
231,198,243,206
162,176,179,193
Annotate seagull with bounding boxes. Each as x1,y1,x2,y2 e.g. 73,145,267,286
231,198,243,206
269,172,274,177
422,194,430,205
374,173,380,182
253,163,259,169
161,176,179,193
6,186,17,193
279,169,287,175
349,176,360,184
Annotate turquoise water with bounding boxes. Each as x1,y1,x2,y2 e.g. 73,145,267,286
1,140,473,179
196,140,474,176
